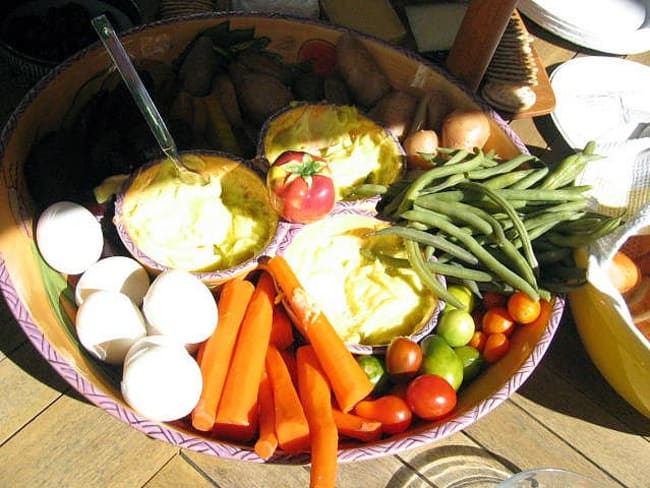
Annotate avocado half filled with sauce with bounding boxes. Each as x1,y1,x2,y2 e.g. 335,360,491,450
114,151,281,287
280,212,440,352
258,103,405,202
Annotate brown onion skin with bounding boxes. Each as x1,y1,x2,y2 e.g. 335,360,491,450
403,129,439,169
440,109,491,152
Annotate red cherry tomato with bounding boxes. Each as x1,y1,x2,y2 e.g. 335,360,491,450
354,395,413,435
266,151,336,224
385,336,423,382
507,291,542,324
483,333,510,363
406,374,457,420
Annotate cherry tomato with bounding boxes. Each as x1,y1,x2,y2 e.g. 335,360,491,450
385,336,423,382
482,307,515,336
356,355,390,396
483,333,510,363
507,291,542,324
354,395,413,434
482,291,507,309
467,330,487,352
437,309,476,347
266,151,335,224
406,374,457,420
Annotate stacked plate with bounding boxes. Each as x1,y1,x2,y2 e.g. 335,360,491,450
159,0,215,19
518,0,650,54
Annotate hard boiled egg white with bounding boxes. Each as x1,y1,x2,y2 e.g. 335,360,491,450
121,335,203,422
36,201,104,275
75,290,147,364
142,269,218,349
75,256,151,306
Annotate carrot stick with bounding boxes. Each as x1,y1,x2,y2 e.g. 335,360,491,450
266,344,311,453
280,348,299,389
191,278,255,432
254,370,278,460
264,255,374,412
270,302,295,349
216,272,275,428
331,409,383,443
296,345,339,488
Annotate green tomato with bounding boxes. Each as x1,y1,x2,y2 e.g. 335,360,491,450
420,334,464,391
455,345,485,384
444,284,476,312
356,354,390,396
437,309,476,347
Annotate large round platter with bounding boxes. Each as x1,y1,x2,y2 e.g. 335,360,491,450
0,13,562,463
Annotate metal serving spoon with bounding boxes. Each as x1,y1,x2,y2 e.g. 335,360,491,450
91,14,206,185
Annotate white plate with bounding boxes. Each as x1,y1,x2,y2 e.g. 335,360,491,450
550,56,650,148
519,0,650,54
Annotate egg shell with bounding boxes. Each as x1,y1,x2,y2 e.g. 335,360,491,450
75,290,147,364
75,256,151,306
121,335,203,422
142,269,218,348
36,201,104,275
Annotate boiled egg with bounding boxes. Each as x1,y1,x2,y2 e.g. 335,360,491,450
121,335,203,422
75,290,147,364
142,269,218,350
36,201,104,275
75,256,151,306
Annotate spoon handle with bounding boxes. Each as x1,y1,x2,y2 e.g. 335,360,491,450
91,15,179,160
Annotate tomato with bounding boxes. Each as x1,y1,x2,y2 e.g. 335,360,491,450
356,355,390,396
354,395,412,434
481,306,515,335
483,332,510,363
297,39,337,77
467,330,487,352
444,284,476,312
436,309,476,347
454,345,484,383
385,336,422,382
266,151,335,224
406,374,457,420
482,291,507,309
420,334,464,391
507,291,542,324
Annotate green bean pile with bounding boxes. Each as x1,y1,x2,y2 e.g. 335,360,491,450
355,141,622,310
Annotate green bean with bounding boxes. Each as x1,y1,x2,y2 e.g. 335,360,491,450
425,262,494,282
402,209,540,300
396,150,485,214
414,198,494,235
348,184,388,198
459,181,539,275
366,226,479,265
482,169,538,189
546,215,623,247
539,141,601,190
521,211,586,234
405,239,466,309
418,173,467,196
509,167,549,189
467,153,537,180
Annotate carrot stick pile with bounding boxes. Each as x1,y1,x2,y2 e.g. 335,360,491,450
192,256,380,487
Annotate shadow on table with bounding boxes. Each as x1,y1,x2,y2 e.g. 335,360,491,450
0,295,73,396
519,312,650,436
386,444,519,488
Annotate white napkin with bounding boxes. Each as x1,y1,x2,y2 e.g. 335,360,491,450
575,135,650,223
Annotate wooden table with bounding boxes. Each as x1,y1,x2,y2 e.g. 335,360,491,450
1,8,650,488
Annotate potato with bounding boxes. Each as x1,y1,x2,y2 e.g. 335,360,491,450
178,35,219,97
369,90,418,141
235,71,293,125
440,109,490,151
403,130,439,169
336,33,391,107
